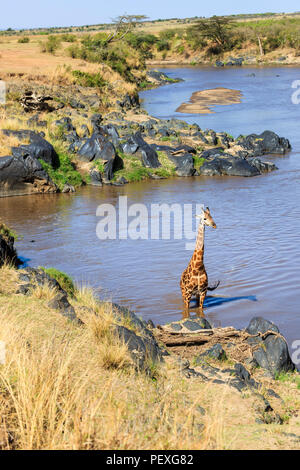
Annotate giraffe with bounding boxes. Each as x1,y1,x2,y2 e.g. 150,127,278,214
180,207,219,314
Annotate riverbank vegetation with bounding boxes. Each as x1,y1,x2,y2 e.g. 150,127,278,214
0,261,299,450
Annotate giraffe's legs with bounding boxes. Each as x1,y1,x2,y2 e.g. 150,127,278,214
197,290,207,317
183,295,191,318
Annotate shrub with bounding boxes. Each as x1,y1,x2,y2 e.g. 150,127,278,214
60,33,77,42
40,35,61,54
18,37,30,43
157,39,170,51
71,70,107,88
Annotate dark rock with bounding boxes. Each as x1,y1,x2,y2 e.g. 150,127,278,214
90,113,103,133
200,147,225,159
69,98,85,109
62,183,75,193
146,319,155,329
115,176,128,185
78,133,123,180
168,153,195,176
122,137,139,155
0,231,18,267
0,153,57,197
170,323,183,332
201,343,227,361
16,283,31,295
78,133,115,162
112,303,155,341
226,57,243,66
192,131,209,144
250,158,277,173
48,291,79,323
53,117,75,133
80,124,90,139
122,132,161,168
112,324,162,370
215,60,224,67
146,70,182,86
238,130,291,156
183,317,212,330
18,267,64,293
89,169,103,186
157,128,170,137
3,129,59,168
116,93,140,111
99,124,120,146
174,144,197,154
246,317,295,375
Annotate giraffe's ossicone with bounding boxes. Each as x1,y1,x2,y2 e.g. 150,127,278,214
180,207,218,314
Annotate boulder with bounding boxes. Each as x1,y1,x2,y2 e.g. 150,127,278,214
200,343,227,361
99,124,120,147
0,153,57,197
199,155,260,177
250,158,277,173
18,267,64,292
53,117,75,133
168,153,195,176
112,324,162,370
0,228,18,267
246,317,295,375
62,183,75,193
122,132,161,169
89,169,103,186
238,130,291,156
116,93,140,111
3,129,59,168
78,133,123,180
48,291,80,323
200,147,225,159
90,113,103,133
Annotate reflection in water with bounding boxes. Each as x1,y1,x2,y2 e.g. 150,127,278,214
1,67,300,353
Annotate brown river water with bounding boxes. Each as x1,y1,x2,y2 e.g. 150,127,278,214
1,66,300,355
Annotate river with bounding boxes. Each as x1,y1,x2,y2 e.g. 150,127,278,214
1,66,300,354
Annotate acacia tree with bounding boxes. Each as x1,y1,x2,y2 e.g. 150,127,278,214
105,14,148,44
192,15,232,50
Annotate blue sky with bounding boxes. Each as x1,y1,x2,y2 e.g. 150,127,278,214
1,0,300,30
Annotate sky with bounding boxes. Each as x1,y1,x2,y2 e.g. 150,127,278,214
1,0,300,30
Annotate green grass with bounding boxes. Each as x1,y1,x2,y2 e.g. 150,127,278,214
39,148,83,191
193,156,206,171
274,371,299,384
93,160,105,174
39,267,75,296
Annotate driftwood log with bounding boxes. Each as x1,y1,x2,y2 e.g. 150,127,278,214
20,91,54,112
156,326,241,347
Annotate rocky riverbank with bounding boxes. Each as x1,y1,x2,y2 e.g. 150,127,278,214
0,73,292,197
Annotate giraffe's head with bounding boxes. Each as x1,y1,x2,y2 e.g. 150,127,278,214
196,207,217,229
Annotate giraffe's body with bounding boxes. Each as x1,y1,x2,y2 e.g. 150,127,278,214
180,207,217,313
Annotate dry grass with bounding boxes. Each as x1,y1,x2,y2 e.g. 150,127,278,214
0,264,299,450
0,128,30,157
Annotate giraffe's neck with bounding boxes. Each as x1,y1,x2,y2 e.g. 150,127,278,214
194,219,205,255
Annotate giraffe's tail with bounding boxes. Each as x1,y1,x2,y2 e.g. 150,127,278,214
207,280,220,291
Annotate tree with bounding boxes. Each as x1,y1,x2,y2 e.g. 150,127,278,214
105,14,148,45
192,15,232,50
